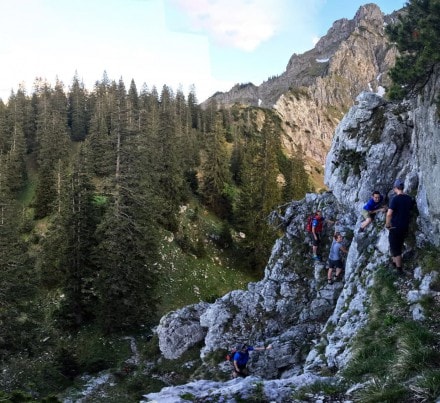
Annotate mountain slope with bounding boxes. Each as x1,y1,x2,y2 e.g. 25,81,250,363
203,4,400,189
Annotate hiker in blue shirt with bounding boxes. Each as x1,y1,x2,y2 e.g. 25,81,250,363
232,343,272,378
359,190,386,233
385,179,414,275
327,232,349,284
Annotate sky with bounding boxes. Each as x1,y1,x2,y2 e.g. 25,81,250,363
0,0,406,103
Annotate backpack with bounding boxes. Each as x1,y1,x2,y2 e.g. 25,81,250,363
305,215,314,232
306,214,324,233
226,347,237,362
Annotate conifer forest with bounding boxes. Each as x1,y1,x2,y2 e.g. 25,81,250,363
0,73,310,397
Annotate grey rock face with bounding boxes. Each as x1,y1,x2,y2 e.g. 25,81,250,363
413,65,440,245
156,302,210,359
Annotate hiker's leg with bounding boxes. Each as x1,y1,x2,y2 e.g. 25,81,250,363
327,267,333,281
361,217,372,229
390,230,405,269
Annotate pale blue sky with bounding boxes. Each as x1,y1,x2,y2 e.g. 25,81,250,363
0,0,405,103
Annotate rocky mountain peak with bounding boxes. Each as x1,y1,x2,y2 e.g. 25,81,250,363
202,4,400,190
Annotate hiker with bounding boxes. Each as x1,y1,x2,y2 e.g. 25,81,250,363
311,210,336,261
385,179,414,275
359,190,387,232
327,232,349,284
232,343,272,378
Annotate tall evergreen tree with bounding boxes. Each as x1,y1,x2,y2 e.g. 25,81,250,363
51,145,100,329
0,154,38,358
86,77,115,176
282,146,310,201
92,82,160,332
68,73,88,141
234,112,282,272
201,112,233,218
154,85,186,231
386,0,440,99
4,92,29,193
33,80,69,218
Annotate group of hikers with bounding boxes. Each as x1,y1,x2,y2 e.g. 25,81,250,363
309,178,414,282
227,179,414,379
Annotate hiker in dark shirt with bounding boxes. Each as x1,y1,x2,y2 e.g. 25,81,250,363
385,179,414,274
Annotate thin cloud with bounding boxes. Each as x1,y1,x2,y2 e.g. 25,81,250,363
171,0,288,51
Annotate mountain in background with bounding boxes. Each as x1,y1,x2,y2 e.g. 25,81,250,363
203,3,400,189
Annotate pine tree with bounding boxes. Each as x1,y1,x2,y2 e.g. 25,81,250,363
68,73,89,141
86,77,115,176
0,154,38,358
282,145,310,201
4,92,28,193
201,112,233,218
33,80,69,218
386,0,440,99
91,82,160,332
51,145,100,329
234,112,282,271
154,85,186,231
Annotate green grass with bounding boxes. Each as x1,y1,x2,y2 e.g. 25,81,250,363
341,265,440,402
155,199,258,316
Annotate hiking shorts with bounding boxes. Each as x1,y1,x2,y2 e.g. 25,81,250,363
311,233,321,246
389,228,407,257
328,259,343,270
234,365,248,378
361,209,376,220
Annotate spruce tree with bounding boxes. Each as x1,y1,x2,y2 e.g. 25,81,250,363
282,146,311,201
234,112,282,272
33,81,69,218
3,93,28,193
386,0,440,99
51,145,100,329
0,154,38,358
68,73,89,141
201,112,233,218
92,83,160,332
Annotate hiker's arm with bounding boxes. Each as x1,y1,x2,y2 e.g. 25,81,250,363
233,360,240,372
254,344,272,351
385,208,393,228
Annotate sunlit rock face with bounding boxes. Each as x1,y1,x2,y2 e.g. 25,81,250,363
202,4,398,175
326,67,440,247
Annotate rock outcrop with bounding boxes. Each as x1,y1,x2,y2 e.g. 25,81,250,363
143,64,440,401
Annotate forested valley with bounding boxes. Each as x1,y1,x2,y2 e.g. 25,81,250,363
0,73,310,398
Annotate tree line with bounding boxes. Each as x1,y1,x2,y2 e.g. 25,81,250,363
0,72,310,356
